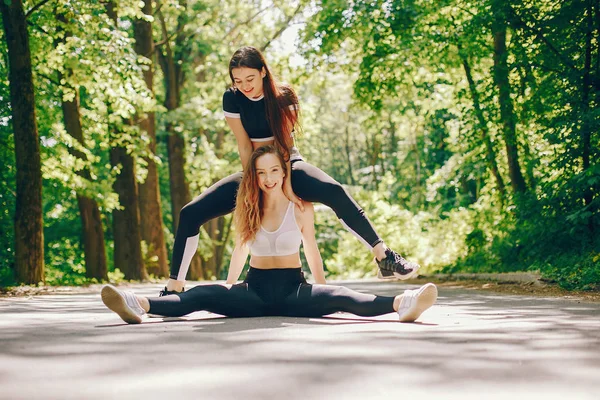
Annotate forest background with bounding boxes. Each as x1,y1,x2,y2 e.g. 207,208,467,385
1,0,598,291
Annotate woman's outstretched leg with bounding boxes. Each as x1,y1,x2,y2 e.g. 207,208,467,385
101,283,268,324
149,283,268,318
165,172,243,293
281,283,437,322
282,284,394,318
290,160,419,280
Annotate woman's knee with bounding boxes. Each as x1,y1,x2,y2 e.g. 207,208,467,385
178,187,238,230
296,177,349,205
178,201,204,231
330,285,355,301
314,285,353,305
319,181,355,212
327,181,349,199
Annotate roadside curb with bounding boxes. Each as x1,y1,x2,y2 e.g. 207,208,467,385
427,272,544,286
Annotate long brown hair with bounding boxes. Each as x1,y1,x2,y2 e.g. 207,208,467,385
234,145,287,244
229,46,301,161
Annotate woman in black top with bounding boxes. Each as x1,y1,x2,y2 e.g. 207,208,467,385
162,46,419,295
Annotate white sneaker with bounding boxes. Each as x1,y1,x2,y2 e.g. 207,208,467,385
101,285,145,324
397,283,438,322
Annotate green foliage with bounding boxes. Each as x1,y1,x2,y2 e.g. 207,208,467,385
539,252,600,291
2,0,598,292
45,239,88,286
443,189,600,290
297,0,599,290
107,268,125,283
319,186,472,279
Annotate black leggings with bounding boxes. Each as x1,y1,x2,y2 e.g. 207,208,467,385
150,268,395,317
169,159,381,280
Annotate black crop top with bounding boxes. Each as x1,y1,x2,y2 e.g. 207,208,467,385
222,87,298,142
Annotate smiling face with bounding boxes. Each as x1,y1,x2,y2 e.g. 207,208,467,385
255,153,285,193
231,67,265,99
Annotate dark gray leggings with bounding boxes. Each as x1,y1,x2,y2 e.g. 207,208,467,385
169,159,381,280
151,268,395,318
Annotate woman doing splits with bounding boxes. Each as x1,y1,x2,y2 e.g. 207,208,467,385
163,46,420,296
102,146,437,324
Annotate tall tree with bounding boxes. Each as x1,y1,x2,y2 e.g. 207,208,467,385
155,0,203,278
105,1,146,280
134,0,169,277
197,128,230,280
458,45,506,201
491,0,527,194
1,0,44,284
581,0,594,227
110,132,146,280
156,0,190,234
55,10,108,280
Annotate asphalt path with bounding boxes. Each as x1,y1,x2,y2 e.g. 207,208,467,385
1,280,599,400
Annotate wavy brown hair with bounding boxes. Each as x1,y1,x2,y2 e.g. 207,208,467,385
234,145,287,244
229,46,301,161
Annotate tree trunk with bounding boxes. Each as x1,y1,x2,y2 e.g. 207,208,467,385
166,130,190,233
194,129,230,280
157,4,188,233
582,2,593,196
156,4,202,279
1,0,44,284
595,0,600,79
215,129,225,158
202,219,219,279
582,0,594,233
110,144,146,280
61,94,108,280
460,50,507,201
491,1,527,194
216,216,233,278
133,0,168,277
56,10,108,280
344,123,356,186
77,195,107,279
368,135,380,189
104,2,146,280
412,128,422,207
187,254,204,281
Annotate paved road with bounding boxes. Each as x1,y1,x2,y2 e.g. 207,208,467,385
1,280,599,400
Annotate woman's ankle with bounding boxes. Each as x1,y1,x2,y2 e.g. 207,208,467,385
166,279,185,292
137,296,150,313
373,242,388,262
393,294,402,312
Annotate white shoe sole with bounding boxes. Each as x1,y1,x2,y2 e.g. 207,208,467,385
377,264,420,280
398,283,438,322
101,285,142,324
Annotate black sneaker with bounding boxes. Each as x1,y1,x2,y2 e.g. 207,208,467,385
158,286,185,297
376,249,420,280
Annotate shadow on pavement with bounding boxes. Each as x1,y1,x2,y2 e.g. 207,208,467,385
1,282,599,399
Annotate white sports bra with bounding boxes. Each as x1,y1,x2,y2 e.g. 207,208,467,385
249,202,302,257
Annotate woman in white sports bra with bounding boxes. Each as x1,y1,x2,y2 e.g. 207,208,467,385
100,146,438,323
163,46,419,297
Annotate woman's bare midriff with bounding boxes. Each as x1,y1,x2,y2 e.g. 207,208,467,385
250,253,301,269
252,140,275,150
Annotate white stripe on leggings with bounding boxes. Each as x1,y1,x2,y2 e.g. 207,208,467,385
339,219,373,250
177,234,200,281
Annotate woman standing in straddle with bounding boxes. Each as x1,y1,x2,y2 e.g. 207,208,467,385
162,46,420,296
102,146,437,324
